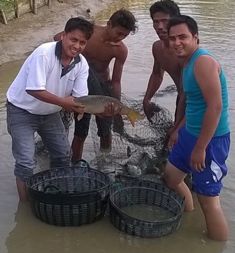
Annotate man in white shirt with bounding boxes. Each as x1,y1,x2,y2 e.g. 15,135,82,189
6,17,94,201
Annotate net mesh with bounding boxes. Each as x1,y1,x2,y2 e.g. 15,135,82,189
89,94,173,181
35,94,174,182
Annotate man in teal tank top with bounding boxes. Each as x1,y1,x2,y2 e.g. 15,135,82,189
163,15,230,241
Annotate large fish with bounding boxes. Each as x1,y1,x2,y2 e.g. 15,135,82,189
74,95,144,126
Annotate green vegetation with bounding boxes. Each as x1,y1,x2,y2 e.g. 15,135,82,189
0,0,14,11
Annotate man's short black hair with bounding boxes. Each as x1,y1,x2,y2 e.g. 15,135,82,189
64,17,94,40
167,15,198,36
150,0,180,19
109,9,138,34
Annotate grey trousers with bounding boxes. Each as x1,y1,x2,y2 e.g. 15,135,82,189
6,102,70,182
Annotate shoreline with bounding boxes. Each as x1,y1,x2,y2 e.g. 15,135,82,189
0,0,117,65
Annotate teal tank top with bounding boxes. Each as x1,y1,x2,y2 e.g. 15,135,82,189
183,48,229,136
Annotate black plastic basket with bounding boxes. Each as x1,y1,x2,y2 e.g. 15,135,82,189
27,160,110,226
109,179,184,237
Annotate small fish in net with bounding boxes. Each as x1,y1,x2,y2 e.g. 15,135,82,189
90,94,173,180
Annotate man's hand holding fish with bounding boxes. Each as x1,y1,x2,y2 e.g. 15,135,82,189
59,96,85,114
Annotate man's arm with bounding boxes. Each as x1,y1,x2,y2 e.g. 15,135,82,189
25,52,87,114
167,90,186,149
191,55,222,171
174,86,186,127
111,45,128,100
143,43,164,121
27,90,85,113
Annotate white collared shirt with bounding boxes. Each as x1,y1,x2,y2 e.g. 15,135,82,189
7,42,88,115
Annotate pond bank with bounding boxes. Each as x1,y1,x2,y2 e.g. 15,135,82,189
0,0,117,65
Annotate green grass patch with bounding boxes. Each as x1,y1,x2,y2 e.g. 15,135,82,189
0,0,14,11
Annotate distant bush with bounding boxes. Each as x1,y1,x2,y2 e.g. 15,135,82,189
0,0,14,10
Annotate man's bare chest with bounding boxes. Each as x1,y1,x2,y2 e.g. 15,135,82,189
158,51,180,73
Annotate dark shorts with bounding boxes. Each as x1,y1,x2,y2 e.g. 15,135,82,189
168,126,230,196
74,68,113,138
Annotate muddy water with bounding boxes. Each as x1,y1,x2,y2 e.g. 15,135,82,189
0,0,235,252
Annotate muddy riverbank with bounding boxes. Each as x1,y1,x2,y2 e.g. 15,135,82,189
0,0,117,65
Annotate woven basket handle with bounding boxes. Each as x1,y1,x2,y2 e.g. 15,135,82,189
72,159,90,169
43,185,61,194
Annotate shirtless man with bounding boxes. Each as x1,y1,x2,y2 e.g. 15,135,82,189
143,0,182,122
55,9,137,162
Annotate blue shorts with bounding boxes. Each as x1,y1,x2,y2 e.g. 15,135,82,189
168,127,230,196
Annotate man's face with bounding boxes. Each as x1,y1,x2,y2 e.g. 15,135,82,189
168,23,198,58
108,25,130,43
61,29,88,59
152,12,170,40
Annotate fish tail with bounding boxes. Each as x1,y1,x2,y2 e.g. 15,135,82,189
127,111,144,127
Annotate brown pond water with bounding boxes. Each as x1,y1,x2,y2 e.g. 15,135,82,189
0,0,235,252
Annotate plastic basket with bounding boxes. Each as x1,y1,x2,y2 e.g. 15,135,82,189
109,179,184,237
27,160,110,226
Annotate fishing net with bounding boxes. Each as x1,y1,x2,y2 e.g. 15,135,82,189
89,94,174,181
34,93,174,182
